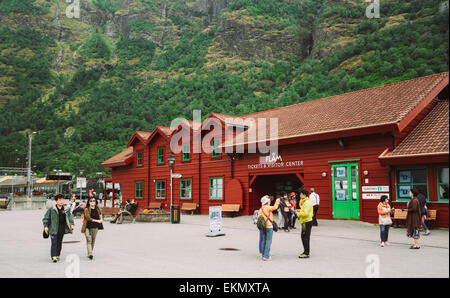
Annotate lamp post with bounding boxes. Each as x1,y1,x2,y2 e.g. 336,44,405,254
12,174,17,196
168,154,175,223
79,167,84,202
26,131,36,197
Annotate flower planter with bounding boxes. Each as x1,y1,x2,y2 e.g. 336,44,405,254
136,212,170,223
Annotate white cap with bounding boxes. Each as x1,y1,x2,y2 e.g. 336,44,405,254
261,195,270,206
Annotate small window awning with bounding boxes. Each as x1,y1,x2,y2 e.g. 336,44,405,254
101,147,134,168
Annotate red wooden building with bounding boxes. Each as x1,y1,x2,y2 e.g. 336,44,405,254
102,72,449,227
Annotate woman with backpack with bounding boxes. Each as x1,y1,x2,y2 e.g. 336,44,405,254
257,195,280,261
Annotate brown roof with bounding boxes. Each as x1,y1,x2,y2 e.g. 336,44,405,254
210,113,240,125
101,147,134,168
380,99,449,159
136,131,152,142
157,126,176,137
222,72,449,147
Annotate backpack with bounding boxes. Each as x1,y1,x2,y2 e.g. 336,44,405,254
257,208,274,230
257,214,267,230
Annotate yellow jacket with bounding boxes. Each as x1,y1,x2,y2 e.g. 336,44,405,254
297,197,313,224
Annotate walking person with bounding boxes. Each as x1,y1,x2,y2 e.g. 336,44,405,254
297,190,313,258
415,188,431,236
377,195,393,247
42,194,75,263
310,188,320,226
258,195,281,261
404,188,422,249
81,197,103,260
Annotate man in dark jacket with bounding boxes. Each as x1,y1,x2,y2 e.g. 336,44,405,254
43,194,75,262
111,199,138,223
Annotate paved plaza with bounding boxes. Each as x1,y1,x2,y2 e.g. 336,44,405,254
0,209,448,278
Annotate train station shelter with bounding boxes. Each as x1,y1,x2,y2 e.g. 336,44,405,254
102,72,449,227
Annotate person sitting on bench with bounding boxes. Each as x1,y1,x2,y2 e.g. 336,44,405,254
72,200,87,215
111,199,138,223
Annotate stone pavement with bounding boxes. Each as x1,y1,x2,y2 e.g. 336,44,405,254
0,210,448,278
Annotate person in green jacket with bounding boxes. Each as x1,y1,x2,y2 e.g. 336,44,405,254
297,189,314,259
42,194,75,262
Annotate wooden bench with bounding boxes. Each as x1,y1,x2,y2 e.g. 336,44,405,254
222,204,240,217
424,209,437,228
149,202,162,210
181,202,198,215
393,209,437,229
101,207,120,219
393,209,407,228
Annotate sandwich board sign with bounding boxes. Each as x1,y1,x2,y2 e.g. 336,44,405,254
206,206,225,237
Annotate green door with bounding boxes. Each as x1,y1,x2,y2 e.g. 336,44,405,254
332,163,360,219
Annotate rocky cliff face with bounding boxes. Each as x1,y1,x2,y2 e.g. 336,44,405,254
214,10,310,62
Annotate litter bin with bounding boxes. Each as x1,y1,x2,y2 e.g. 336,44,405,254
171,205,181,224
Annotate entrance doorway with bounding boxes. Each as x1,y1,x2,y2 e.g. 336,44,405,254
331,163,360,219
249,174,304,212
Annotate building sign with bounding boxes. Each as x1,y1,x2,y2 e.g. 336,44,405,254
362,193,390,200
362,186,389,192
209,206,222,232
248,153,303,170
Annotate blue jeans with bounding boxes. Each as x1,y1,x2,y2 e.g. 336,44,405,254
50,233,64,258
380,224,390,242
261,228,273,259
258,229,263,254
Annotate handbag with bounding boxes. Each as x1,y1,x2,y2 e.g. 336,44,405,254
380,213,392,226
272,221,279,232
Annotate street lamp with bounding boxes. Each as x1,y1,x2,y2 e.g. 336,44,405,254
79,167,84,202
168,154,175,223
26,131,36,197
12,174,17,196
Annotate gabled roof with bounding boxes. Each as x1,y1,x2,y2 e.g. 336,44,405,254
145,126,177,145
158,126,176,137
221,72,449,148
379,99,449,163
126,131,152,147
101,147,134,168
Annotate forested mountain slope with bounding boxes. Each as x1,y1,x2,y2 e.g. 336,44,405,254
0,0,448,176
